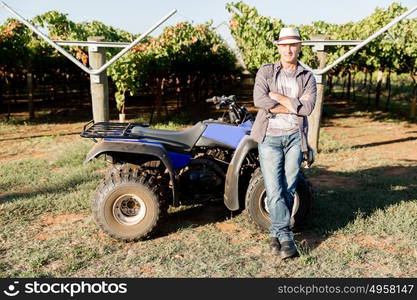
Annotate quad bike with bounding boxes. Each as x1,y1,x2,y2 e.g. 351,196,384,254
81,95,314,241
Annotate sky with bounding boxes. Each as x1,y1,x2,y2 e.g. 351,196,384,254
0,0,416,48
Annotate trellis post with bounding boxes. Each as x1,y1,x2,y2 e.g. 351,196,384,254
88,36,109,122
307,35,329,153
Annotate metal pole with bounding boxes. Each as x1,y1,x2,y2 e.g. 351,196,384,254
298,4,417,153
55,40,130,48
315,4,417,75
0,2,177,75
95,9,176,75
295,5,417,76
1,2,92,73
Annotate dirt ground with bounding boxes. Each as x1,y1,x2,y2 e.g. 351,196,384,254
0,122,84,162
322,109,417,168
1,100,417,277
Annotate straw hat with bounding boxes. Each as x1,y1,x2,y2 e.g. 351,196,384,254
274,27,302,45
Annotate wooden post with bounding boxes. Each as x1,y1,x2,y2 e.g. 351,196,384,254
308,35,329,153
375,70,383,108
88,36,109,122
26,73,35,120
411,97,416,119
27,72,35,119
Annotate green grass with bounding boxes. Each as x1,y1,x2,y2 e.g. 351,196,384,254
318,130,352,154
0,113,416,278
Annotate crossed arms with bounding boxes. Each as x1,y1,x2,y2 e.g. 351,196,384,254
253,65,317,116
268,92,296,114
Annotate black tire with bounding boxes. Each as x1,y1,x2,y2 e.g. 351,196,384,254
107,162,170,216
92,165,165,242
245,167,313,232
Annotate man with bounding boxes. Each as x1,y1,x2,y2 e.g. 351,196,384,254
251,27,317,259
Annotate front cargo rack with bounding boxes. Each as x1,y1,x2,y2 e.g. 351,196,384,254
80,120,150,139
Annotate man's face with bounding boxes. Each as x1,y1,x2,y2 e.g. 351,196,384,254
278,43,301,64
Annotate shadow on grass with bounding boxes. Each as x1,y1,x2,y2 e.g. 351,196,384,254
0,107,94,126
156,201,230,238
0,176,92,205
350,136,417,150
0,132,80,142
323,93,417,125
298,164,417,249
150,164,417,248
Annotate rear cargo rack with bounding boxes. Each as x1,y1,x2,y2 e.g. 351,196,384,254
80,120,150,139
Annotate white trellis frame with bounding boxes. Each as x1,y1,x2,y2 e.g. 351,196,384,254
1,1,177,122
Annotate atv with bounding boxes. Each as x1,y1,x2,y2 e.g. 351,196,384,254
80,95,313,241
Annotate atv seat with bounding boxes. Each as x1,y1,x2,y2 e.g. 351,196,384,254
131,122,207,152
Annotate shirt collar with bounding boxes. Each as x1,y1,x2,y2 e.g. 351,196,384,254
274,61,305,76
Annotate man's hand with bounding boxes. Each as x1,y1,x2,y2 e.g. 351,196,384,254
269,92,297,114
270,105,291,114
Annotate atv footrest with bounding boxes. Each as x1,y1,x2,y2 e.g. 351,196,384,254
80,120,150,139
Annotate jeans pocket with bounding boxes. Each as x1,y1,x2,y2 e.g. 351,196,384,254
290,131,301,142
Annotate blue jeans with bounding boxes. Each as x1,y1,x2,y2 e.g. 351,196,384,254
258,132,302,243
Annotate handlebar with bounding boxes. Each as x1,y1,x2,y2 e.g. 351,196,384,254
205,95,254,125
206,95,236,105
